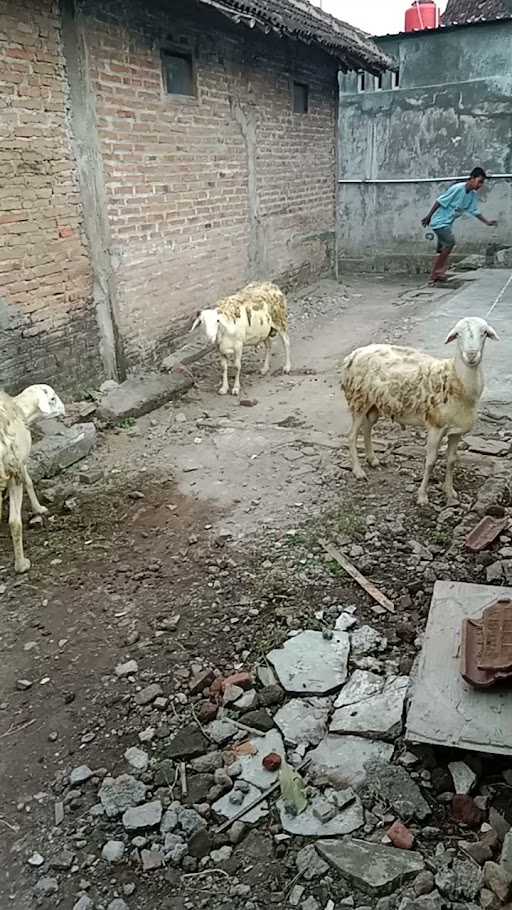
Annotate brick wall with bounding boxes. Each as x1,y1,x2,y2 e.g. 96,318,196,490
80,0,338,367
0,0,102,395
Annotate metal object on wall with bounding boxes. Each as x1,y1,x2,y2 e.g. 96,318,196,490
338,174,512,184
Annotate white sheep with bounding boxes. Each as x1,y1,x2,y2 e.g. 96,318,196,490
192,281,291,395
341,316,499,506
0,384,65,573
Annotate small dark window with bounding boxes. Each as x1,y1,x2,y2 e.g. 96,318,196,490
393,69,400,89
293,81,309,113
162,50,194,96
375,73,383,90
357,71,366,92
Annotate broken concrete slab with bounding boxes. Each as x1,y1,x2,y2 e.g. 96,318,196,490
359,762,430,821
161,336,209,373
308,735,393,789
351,625,388,656
317,838,424,896
406,581,512,757
334,670,384,709
449,761,477,795
278,789,364,838
212,783,268,825
29,422,96,481
238,729,286,789
267,631,350,695
97,372,193,424
465,436,511,457
330,676,409,740
274,697,330,748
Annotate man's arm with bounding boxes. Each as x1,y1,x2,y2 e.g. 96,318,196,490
422,201,440,227
476,213,498,227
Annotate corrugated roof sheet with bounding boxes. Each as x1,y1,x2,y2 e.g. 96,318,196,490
443,0,512,24
196,0,397,72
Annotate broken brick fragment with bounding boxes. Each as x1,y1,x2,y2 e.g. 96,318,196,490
262,752,282,772
387,820,414,850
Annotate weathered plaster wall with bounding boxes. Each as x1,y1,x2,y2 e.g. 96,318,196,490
337,22,512,274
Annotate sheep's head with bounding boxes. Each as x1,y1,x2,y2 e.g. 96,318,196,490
445,316,499,367
16,384,66,423
191,309,219,345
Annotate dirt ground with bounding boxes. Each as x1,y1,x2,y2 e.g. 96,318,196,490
2,275,512,910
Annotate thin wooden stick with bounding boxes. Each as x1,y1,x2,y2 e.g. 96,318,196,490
1,718,35,738
320,538,395,614
215,759,310,833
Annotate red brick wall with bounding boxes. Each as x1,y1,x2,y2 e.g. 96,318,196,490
81,0,338,367
0,0,102,394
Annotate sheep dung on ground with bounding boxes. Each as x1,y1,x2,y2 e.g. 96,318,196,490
0,384,65,573
191,282,291,396
341,316,499,506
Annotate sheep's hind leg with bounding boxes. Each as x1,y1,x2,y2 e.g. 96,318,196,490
218,354,229,395
363,408,380,468
261,338,272,376
231,343,243,396
8,479,30,574
417,427,444,506
444,433,462,505
279,331,291,374
22,466,48,516
348,413,367,480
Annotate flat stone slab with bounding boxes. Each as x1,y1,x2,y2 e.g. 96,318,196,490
465,436,511,457
359,761,430,821
334,670,384,708
406,581,512,756
274,697,331,748
317,839,424,896
330,676,409,740
278,790,364,837
267,631,350,695
97,372,193,424
29,422,96,480
237,729,286,789
212,783,268,825
308,735,393,789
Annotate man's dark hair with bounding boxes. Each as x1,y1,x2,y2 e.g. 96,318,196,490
470,166,487,180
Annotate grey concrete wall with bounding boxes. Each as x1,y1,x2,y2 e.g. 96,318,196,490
337,22,512,274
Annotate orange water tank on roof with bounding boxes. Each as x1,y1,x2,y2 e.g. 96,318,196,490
404,0,439,31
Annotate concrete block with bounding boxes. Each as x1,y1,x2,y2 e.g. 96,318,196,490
161,336,209,372
97,373,193,424
29,422,96,481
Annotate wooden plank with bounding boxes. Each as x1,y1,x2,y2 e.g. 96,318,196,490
319,539,395,615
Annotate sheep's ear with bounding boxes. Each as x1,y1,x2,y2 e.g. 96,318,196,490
38,396,54,416
486,324,500,341
445,327,458,344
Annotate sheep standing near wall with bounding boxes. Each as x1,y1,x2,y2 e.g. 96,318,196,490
0,384,65,573
192,282,291,395
341,317,499,505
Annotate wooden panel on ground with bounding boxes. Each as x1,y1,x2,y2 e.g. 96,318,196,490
406,580,512,757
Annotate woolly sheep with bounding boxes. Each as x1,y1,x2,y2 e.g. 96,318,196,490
341,316,499,506
192,282,291,395
0,384,65,573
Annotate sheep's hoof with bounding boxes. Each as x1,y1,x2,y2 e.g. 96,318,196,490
15,557,31,574
231,387,240,397
283,366,291,375
446,492,459,506
367,456,380,469
353,468,368,481
34,506,49,517
218,386,229,396
417,494,429,507
261,367,270,376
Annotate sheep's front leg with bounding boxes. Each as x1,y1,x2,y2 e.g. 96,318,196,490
444,432,462,505
348,413,367,480
231,342,243,396
218,354,229,395
8,479,30,574
363,409,380,468
280,331,291,374
261,338,272,376
417,427,444,506
22,466,48,516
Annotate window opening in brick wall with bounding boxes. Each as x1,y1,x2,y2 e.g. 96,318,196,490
375,73,383,90
357,71,366,92
162,50,194,96
293,81,309,113
393,69,400,89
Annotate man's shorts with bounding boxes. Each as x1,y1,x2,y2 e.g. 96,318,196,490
433,227,455,252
